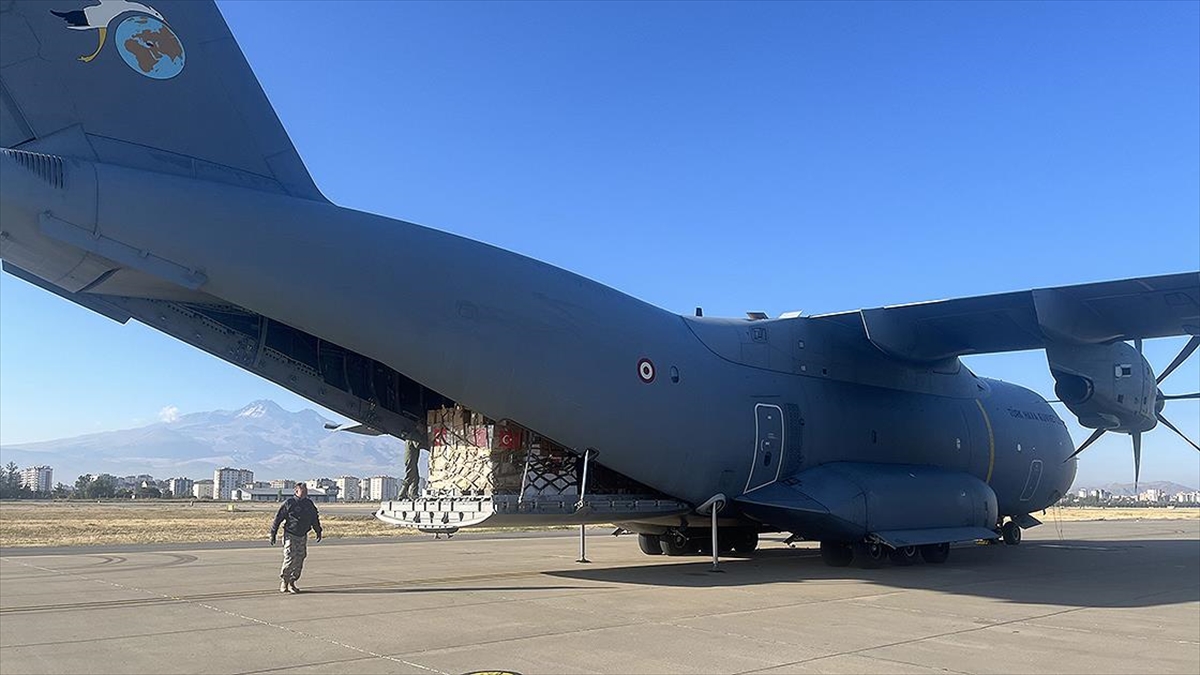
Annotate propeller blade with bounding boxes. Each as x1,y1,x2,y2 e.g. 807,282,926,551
1132,431,1142,491
1161,392,1200,401
1064,427,1108,461
1135,338,1143,354
1156,335,1200,384
1157,413,1200,452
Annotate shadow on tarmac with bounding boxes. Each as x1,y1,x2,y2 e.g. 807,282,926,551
312,585,592,595
545,537,1200,609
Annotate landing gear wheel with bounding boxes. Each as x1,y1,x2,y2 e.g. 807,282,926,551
732,529,759,554
919,542,950,564
854,542,890,568
1002,521,1022,546
889,545,919,566
716,530,734,554
660,530,691,556
638,533,663,556
819,541,854,567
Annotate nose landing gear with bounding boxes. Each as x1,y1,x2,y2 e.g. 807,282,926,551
1001,520,1022,545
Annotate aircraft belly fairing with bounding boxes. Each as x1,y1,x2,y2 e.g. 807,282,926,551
736,463,1000,544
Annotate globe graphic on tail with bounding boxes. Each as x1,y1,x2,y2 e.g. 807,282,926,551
115,15,185,79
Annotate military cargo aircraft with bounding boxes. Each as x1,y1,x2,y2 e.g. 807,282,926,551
2,0,1196,567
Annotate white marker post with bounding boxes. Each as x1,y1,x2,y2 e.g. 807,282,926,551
697,493,727,572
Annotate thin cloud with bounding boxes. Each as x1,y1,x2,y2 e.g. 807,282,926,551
158,405,180,423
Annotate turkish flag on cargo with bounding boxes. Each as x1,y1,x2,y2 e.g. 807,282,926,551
432,426,448,446
497,426,523,450
472,426,489,447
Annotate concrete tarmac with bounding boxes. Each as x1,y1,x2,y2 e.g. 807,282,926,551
1,520,1197,675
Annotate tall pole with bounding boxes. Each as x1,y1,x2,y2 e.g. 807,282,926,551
710,503,720,571
578,524,590,563
577,449,591,563
517,444,532,506
697,493,726,573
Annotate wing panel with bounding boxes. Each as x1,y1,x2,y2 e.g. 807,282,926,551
826,272,1199,361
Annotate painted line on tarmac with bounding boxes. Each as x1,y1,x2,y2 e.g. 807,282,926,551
2,557,451,675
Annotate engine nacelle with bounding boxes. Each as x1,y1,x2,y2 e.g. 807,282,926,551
1047,341,1157,433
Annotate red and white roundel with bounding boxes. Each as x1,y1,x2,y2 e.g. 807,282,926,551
637,358,656,383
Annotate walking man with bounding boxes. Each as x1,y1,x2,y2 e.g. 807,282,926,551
269,482,322,593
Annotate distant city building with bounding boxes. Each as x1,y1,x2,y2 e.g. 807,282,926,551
192,479,214,499
1139,489,1166,503
233,487,288,502
270,479,296,490
166,477,194,498
366,475,399,501
214,468,254,500
252,481,271,488
307,478,337,490
20,466,52,493
118,474,154,491
335,476,361,501
233,486,339,503
1060,485,1200,507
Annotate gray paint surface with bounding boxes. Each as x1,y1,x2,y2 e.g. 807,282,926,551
1,0,1197,545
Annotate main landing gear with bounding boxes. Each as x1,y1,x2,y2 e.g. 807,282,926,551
636,527,760,556
819,540,952,567
637,533,663,556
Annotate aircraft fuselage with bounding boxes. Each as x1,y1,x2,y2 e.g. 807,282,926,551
1,152,1076,526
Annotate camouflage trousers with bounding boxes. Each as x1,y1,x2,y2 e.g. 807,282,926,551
280,534,308,582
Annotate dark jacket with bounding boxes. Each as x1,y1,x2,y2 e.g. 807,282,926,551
271,496,322,538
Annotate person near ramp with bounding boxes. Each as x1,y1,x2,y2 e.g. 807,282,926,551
269,483,323,593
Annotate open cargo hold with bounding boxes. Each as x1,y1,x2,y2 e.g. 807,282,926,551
376,407,691,533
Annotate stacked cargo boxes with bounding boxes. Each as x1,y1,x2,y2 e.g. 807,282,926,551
426,407,576,498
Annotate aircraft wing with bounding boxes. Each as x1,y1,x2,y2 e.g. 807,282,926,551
814,272,1200,362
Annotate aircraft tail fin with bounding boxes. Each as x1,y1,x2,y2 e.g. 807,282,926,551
0,0,324,200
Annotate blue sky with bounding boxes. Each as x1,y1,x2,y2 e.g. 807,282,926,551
1,0,1197,487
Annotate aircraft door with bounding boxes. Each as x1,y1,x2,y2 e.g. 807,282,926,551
745,403,784,492
1019,459,1044,502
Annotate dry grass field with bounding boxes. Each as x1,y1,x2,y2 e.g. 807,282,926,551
0,501,1195,548
0,500,417,547
1041,506,1200,522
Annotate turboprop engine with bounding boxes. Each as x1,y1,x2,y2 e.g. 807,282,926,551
1047,340,1157,433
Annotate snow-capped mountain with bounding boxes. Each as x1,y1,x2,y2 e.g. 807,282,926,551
0,400,413,482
